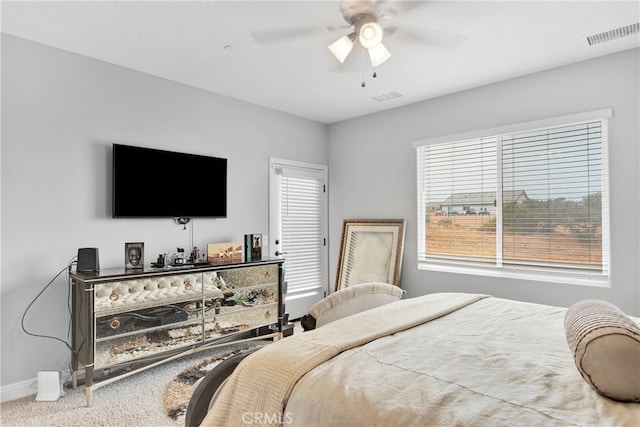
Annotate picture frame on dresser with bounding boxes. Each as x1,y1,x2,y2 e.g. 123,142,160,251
244,234,263,262
124,242,144,269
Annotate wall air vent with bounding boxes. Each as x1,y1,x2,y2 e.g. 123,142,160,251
372,91,404,102
586,22,639,46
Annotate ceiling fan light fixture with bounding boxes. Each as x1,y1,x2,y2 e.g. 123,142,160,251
368,43,391,67
329,34,354,63
359,21,383,49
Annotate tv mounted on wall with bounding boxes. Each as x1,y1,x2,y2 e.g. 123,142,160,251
112,144,227,218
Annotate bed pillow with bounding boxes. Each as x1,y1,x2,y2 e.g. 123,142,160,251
564,299,640,402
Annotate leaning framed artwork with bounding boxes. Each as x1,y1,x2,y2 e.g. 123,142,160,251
335,219,406,291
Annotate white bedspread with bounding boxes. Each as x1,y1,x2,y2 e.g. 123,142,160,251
286,297,640,426
202,292,487,426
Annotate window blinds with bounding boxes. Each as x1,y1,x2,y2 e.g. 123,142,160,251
416,116,609,276
417,137,497,265
502,121,607,272
279,169,325,294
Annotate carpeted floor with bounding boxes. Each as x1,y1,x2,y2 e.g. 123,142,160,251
0,341,271,427
164,345,262,424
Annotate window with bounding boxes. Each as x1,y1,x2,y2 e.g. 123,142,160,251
414,110,610,284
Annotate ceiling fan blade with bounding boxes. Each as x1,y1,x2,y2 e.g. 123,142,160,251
377,0,429,21
251,24,346,45
391,1,430,14
384,25,467,50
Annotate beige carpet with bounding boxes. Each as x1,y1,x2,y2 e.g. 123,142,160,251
1,342,268,427
163,345,263,424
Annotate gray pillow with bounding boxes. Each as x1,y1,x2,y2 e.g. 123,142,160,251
565,299,640,402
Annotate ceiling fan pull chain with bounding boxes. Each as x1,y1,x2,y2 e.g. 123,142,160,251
361,49,367,87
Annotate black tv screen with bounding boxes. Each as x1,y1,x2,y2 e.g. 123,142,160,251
112,144,227,218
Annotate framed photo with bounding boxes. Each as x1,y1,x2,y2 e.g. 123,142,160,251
207,242,243,265
125,242,144,269
335,219,406,291
244,234,262,262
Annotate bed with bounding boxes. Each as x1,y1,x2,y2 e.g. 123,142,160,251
188,288,640,426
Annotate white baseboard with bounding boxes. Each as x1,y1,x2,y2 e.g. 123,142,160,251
2,369,73,403
1,377,37,403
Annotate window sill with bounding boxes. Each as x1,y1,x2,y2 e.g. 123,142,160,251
417,262,610,288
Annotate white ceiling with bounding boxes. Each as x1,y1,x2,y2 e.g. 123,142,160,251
2,1,639,124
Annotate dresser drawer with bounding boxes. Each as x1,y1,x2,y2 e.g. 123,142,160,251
203,303,277,340
203,283,278,316
95,319,203,369
95,299,203,339
215,265,279,290
93,273,203,316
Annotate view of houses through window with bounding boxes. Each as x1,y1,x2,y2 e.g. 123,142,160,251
417,116,609,276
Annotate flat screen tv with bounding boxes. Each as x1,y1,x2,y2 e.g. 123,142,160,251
112,144,227,218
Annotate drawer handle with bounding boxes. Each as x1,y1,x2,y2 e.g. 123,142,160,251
185,330,193,338
110,318,121,329
264,311,271,319
109,290,119,301
185,282,193,291
110,346,120,357
185,304,194,315
214,323,221,333
264,271,270,278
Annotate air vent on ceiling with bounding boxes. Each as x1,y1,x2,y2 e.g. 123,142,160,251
372,91,405,102
586,22,639,46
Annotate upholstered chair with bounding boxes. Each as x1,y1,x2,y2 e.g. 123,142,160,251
300,282,404,331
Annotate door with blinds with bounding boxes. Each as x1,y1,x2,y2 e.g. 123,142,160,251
269,158,328,319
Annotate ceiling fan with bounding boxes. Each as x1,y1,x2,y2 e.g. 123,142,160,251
328,0,398,67
251,1,427,65
250,0,460,85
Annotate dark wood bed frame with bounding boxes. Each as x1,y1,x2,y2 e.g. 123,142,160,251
185,347,260,427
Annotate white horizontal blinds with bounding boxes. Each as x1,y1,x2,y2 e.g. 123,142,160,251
279,168,325,294
502,120,606,273
418,137,497,265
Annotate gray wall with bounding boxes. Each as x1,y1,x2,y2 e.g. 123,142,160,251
329,48,640,316
1,35,328,387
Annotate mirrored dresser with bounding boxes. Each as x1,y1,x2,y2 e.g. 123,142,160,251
70,258,284,405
